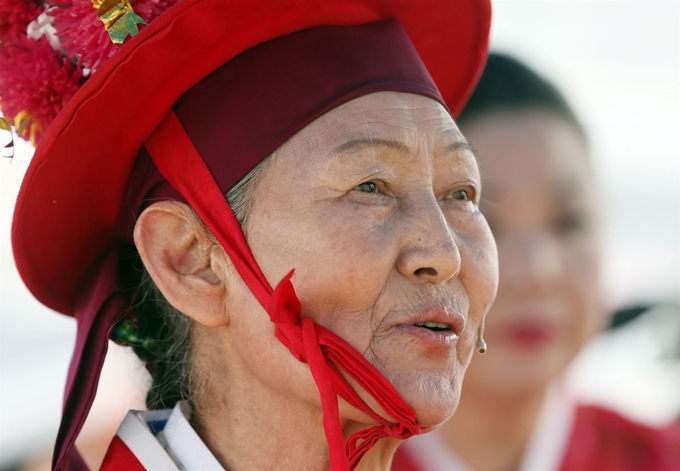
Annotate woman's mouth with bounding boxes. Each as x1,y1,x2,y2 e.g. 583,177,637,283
501,321,556,348
398,323,459,350
412,321,453,332
394,309,464,351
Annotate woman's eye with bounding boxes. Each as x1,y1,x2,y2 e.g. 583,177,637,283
451,189,470,201
555,212,588,234
355,181,379,193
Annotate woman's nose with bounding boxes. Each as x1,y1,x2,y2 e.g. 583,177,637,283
502,230,562,289
396,198,461,283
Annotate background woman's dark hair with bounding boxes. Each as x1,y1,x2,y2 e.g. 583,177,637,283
457,52,584,137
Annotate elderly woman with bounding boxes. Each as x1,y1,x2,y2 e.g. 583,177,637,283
1,0,498,470
393,53,680,471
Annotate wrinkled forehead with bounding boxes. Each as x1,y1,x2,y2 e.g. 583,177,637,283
174,20,446,196
291,92,462,154
126,20,446,236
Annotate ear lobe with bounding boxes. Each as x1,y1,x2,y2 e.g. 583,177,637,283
134,201,229,327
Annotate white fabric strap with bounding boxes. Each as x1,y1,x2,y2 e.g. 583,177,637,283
116,409,180,470
115,402,224,471
163,402,226,471
399,432,473,470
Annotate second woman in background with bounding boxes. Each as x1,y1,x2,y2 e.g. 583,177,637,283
393,53,679,471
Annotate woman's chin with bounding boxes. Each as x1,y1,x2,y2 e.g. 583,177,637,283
392,371,462,428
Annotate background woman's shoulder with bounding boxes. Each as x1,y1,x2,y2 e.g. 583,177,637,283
561,404,680,471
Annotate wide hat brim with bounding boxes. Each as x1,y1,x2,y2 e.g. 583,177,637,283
12,0,490,315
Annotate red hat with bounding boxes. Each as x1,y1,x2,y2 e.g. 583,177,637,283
6,0,490,469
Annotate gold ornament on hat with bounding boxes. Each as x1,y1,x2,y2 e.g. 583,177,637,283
91,0,147,45
14,111,43,147
0,117,14,159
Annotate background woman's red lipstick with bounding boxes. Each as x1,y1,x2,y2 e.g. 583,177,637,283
504,324,555,347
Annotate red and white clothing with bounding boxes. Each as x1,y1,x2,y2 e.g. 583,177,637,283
99,390,679,470
393,387,680,471
100,402,224,471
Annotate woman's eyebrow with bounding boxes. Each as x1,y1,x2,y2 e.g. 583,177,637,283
332,137,477,158
445,141,478,160
332,137,411,156
555,177,583,200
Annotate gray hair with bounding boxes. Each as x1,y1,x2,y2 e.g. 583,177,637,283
130,155,272,410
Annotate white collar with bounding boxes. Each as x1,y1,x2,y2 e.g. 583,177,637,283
162,401,225,471
517,382,576,471
116,401,225,471
399,432,473,471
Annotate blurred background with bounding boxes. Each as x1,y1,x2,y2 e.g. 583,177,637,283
1,0,679,469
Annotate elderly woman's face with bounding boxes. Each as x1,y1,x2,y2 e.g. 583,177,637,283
224,92,497,427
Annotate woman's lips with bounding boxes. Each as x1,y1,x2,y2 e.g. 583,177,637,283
405,307,465,335
397,323,460,350
394,307,465,350
501,322,556,348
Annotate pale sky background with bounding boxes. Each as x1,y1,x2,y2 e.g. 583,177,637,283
1,0,679,467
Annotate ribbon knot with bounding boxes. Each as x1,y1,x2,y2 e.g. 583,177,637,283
266,271,422,470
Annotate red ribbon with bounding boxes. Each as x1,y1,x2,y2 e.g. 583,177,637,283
146,110,421,470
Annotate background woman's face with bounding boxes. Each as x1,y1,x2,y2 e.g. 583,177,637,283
461,110,603,397
226,92,498,428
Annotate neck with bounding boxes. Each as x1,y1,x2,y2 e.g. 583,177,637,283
437,384,548,471
191,342,397,471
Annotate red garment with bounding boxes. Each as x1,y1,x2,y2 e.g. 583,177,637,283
392,405,680,471
560,406,680,471
98,404,222,470
99,437,145,471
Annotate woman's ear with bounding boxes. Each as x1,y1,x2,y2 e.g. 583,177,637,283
134,200,230,327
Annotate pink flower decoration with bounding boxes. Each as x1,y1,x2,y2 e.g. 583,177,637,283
49,0,179,72
0,36,83,143
0,0,44,43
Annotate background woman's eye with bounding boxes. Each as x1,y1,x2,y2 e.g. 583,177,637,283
555,212,588,235
356,182,378,193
